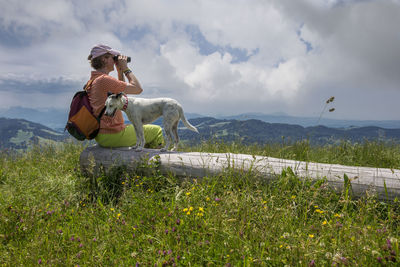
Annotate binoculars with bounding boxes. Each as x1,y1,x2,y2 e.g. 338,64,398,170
113,55,131,63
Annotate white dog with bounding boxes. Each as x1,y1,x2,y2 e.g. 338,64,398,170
104,92,199,151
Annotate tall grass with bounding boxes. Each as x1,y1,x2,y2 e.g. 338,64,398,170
1,141,399,266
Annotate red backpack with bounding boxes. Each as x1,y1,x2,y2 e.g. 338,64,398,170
65,78,106,140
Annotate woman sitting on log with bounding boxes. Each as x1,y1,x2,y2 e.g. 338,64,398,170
86,44,164,148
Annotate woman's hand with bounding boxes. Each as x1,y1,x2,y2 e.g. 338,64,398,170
115,55,129,71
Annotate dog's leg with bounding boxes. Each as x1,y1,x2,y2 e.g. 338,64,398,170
161,121,172,152
171,121,179,151
132,121,145,151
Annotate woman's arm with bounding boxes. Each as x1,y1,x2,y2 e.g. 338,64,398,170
115,55,143,95
124,71,143,94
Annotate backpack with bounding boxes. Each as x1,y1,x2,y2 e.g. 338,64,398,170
65,78,106,140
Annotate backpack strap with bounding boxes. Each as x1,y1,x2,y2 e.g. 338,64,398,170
83,75,107,120
83,78,96,91
98,106,107,120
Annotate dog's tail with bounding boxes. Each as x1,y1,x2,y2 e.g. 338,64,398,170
179,108,199,133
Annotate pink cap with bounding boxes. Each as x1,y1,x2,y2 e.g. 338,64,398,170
89,44,120,59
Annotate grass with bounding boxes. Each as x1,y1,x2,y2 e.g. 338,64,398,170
1,141,400,266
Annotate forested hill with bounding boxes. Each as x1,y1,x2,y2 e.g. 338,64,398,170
2,116,400,150
177,117,400,145
0,117,68,150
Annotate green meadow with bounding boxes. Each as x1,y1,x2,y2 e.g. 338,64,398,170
1,141,399,266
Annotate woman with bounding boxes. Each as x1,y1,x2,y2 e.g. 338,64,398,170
86,44,164,148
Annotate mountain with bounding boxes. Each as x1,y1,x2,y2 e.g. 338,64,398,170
0,107,204,131
0,117,69,150
177,117,400,145
217,112,400,129
2,106,400,130
0,107,68,131
2,116,400,150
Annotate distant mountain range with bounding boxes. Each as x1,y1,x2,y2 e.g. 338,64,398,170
216,112,400,129
2,116,400,150
177,117,400,146
1,107,400,130
0,118,69,150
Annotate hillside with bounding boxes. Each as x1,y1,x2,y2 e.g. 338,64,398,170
178,117,400,145
2,116,400,150
0,117,68,149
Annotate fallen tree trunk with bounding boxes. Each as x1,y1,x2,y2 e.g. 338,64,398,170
80,145,400,200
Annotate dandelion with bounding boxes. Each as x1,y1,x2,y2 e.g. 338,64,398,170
322,221,328,225
309,234,314,238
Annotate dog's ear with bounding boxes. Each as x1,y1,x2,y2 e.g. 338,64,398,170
107,92,113,97
117,92,123,98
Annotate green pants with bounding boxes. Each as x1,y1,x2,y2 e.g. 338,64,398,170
95,124,164,148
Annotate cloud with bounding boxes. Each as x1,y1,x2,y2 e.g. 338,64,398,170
0,0,399,120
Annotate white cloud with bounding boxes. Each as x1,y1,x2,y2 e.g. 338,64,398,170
0,0,399,120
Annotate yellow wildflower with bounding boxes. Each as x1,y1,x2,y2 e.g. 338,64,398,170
309,234,314,238
198,207,204,212
322,220,328,225
183,208,188,212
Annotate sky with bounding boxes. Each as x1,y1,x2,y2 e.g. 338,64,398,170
0,0,400,120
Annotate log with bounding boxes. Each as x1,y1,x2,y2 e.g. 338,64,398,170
80,145,400,200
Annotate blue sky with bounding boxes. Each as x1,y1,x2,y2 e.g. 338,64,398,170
0,0,400,120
